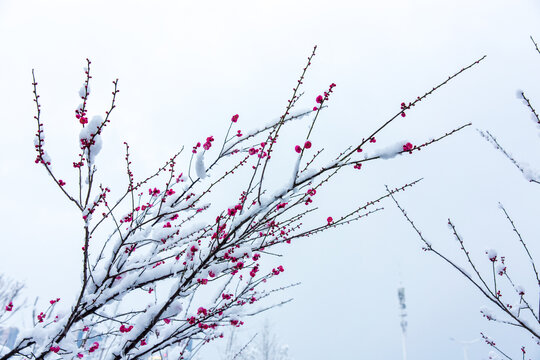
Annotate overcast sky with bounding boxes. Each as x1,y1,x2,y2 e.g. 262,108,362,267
1,1,540,359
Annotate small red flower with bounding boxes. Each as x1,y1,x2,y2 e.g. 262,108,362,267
119,324,133,333
316,95,323,104
197,307,208,316
276,202,288,210
231,114,239,123
89,342,99,353
403,142,413,152
295,145,302,153
304,141,312,149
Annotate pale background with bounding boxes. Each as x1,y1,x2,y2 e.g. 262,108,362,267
0,1,539,359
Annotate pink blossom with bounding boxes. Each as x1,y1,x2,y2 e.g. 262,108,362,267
203,137,214,150
327,216,333,224
231,114,239,122
276,202,288,210
119,324,133,333
295,145,302,153
89,342,99,353
304,141,312,149
230,319,244,327
316,95,323,104
403,142,413,152
197,307,208,316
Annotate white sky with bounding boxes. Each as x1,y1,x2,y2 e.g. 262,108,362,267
1,0,540,359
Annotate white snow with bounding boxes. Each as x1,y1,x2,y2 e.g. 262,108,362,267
371,141,409,159
486,248,497,260
79,115,104,165
196,152,207,179
79,85,90,98
515,284,525,295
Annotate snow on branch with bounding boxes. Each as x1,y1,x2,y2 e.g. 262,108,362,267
0,51,484,360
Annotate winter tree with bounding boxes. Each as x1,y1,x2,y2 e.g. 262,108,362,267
0,48,485,360
0,275,23,326
389,37,540,360
220,321,291,360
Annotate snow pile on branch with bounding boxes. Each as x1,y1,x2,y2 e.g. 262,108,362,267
196,152,207,179
370,141,408,159
79,115,104,165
